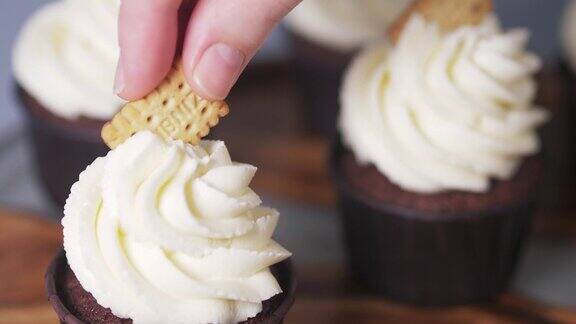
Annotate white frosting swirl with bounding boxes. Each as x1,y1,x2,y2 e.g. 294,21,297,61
285,0,411,52
339,14,549,193
63,132,291,323
13,0,124,120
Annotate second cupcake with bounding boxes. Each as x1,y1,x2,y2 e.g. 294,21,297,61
334,3,549,305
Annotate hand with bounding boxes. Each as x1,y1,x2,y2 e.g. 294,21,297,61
114,0,301,101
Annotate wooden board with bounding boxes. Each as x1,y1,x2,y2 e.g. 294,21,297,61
1,61,576,323
0,209,60,323
286,295,576,324
0,193,574,324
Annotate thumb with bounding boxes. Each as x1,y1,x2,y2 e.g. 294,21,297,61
182,0,301,100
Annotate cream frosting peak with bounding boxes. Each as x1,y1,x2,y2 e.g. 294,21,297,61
63,132,291,323
13,0,124,120
339,14,549,193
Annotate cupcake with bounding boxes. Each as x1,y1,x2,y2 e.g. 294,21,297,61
284,0,410,135
562,0,576,74
333,5,549,305
555,0,576,209
45,131,294,323
13,0,123,208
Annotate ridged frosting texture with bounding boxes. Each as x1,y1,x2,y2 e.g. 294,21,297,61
13,0,123,120
63,131,291,323
339,14,549,193
285,0,410,52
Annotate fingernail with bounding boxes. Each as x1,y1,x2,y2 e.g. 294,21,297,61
191,43,245,100
113,63,124,95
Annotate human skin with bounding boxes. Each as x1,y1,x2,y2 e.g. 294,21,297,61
114,0,301,101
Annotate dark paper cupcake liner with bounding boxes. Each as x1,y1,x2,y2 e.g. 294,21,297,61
331,141,538,306
46,249,296,324
287,30,353,136
17,85,108,210
545,60,576,210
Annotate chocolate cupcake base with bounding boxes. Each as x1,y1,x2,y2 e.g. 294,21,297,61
332,142,540,306
17,86,109,209
46,250,296,324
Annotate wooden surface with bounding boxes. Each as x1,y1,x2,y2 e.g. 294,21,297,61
0,210,60,324
287,295,576,324
1,62,576,323
0,191,574,321
1,162,575,322
1,209,576,324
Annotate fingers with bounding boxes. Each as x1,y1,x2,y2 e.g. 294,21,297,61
182,0,301,100
115,0,183,100
116,0,301,101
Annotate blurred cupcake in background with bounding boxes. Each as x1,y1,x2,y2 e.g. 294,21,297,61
556,0,576,208
562,0,576,74
284,0,410,135
46,132,295,323
332,3,549,305
13,0,123,209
